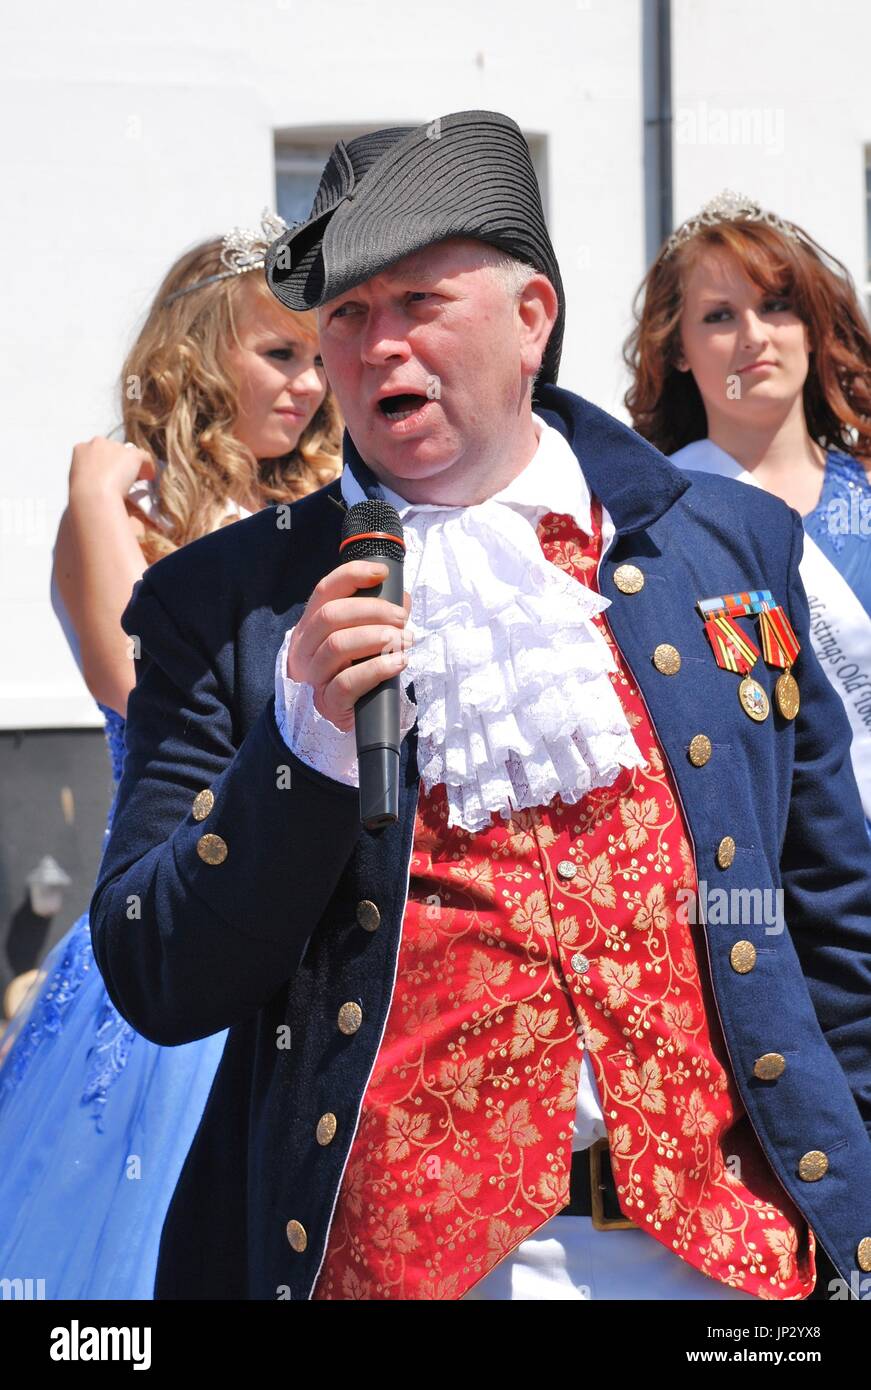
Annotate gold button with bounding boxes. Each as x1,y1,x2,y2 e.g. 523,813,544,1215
285,1219,307,1252
857,1237,871,1273
316,1112,337,1146
356,900,381,932
753,1052,786,1081
196,833,228,865
652,643,681,675
337,1001,363,1035
688,734,712,767
716,835,736,869
556,859,577,880
613,564,644,594
798,1150,829,1182
730,940,757,973
192,789,214,821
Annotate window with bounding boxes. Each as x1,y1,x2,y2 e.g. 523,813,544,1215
275,127,550,230
275,141,335,225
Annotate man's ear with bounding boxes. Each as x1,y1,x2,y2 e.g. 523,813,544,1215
517,273,559,379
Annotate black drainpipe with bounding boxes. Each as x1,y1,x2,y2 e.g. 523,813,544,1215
643,0,673,264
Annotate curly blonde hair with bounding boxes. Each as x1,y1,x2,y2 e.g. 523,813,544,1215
118,238,343,564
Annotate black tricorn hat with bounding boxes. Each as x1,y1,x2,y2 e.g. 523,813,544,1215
264,109,565,391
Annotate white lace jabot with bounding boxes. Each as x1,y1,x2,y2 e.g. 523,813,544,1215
336,413,646,832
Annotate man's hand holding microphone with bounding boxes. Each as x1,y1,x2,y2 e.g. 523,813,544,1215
286,494,413,830
285,559,412,735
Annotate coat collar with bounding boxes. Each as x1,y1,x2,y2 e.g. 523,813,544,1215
533,383,689,534
328,383,689,536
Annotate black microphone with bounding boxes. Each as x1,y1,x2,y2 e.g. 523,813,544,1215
340,498,406,829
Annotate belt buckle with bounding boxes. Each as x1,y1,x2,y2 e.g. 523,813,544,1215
589,1137,635,1231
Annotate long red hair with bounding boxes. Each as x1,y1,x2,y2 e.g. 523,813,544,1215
623,215,871,460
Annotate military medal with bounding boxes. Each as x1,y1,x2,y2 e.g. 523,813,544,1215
697,589,801,724
757,605,802,720
697,599,770,722
774,670,800,719
738,673,770,722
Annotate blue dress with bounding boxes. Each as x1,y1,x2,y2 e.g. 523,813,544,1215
0,701,228,1299
803,449,871,617
804,450,871,838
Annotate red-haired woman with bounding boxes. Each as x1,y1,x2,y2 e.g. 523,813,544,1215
624,191,871,831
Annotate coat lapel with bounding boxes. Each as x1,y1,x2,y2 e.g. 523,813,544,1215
534,383,689,534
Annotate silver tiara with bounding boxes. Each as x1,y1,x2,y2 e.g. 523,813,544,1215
661,189,804,261
161,208,294,305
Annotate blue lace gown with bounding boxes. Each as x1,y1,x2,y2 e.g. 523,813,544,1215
802,448,871,616
804,450,871,837
0,701,229,1299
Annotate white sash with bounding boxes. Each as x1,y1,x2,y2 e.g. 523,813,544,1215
672,439,871,820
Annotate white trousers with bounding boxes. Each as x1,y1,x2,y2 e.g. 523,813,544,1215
461,1213,760,1300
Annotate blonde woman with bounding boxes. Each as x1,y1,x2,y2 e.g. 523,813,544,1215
0,214,342,1298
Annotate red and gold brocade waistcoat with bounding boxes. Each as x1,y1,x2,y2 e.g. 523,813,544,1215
312,501,816,1302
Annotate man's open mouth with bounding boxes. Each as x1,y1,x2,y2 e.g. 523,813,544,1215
377,393,429,422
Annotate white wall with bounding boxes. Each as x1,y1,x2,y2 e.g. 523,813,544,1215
672,0,869,291
9,0,868,731
1,0,645,730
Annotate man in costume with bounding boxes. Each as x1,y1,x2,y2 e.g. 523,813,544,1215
91,110,871,1301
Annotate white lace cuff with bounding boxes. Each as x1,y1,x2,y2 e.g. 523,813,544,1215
274,627,418,787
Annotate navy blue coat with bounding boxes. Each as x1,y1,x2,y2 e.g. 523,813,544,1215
90,383,871,1300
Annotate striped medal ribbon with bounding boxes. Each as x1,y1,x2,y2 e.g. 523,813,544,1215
758,605,802,720
698,599,771,723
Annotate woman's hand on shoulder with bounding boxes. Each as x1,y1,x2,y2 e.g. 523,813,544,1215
68,436,156,503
